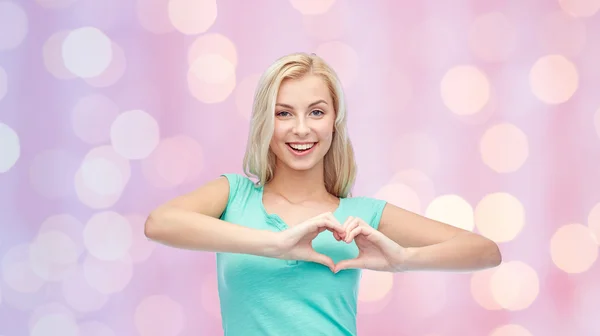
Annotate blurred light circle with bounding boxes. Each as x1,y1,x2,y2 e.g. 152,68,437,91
62,27,113,78
358,270,393,302
0,123,20,173
490,324,532,336
559,0,600,17
29,231,79,281
84,42,127,87
290,0,335,15
0,1,28,50
31,313,78,336
490,261,540,311
140,135,204,189
426,195,474,231
74,146,131,209
529,54,579,105
43,31,77,80
188,33,237,67
302,0,349,40
1,244,45,293
187,54,236,103
388,169,436,207
539,11,587,57
168,0,217,35
373,183,421,215
441,65,491,115
588,202,600,244
29,302,75,331
38,214,86,257
71,94,120,145
84,211,132,261
110,109,160,160
470,268,503,310
480,123,529,173
475,192,525,242
78,321,116,336
134,295,185,336
392,132,440,174
550,223,598,273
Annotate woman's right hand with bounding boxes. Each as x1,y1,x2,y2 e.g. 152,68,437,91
268,212,346,271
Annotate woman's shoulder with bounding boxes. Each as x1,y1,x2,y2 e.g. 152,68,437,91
341,195,387,229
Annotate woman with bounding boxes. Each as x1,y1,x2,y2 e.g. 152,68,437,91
144,52,502,335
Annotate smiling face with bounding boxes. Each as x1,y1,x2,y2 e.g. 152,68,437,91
269,74,336,173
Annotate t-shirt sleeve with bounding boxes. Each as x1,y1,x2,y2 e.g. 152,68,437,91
219,173,255,220
366,197,387,230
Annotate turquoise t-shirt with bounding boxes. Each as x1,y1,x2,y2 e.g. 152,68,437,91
217,173,387,336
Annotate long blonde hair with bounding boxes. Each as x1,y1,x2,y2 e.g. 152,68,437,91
242,52,356,198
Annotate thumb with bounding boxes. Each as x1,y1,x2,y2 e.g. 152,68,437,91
334,258,363,273
305,251,335,272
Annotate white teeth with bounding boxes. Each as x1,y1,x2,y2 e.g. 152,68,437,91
289,143,314,150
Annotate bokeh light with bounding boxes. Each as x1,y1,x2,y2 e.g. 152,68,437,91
83,211,132,261
480,123,529,173
469,12,517,62
529,54,579,105
373,183,421,215
134,295,185,336
78,321,116,336
140,134,204,189
29,149,79,199
125,214,156,263
559,0,600,17
188,33,238,68
28,302,75,331
30,313,79,336
490,261,539,311
83,253,133,294
168,0,217,35
235,73,261,120
61,265,109,313
358,270,393,302
188,54,236,103
29,230,79,281
550,223,598,273
1,244,45,293
62,27,113,78
302,0,349,40
489,324,533,336
75,145,131,209
0,1,28,51
425,195,475,231
441,65,491,116
393,132,440,174
470,268,503,310
475,192,525,242
588,203,600,244
388,169,436,207
110,109,160,160
43,31,77,80
0,123,20,173
84,42,127,87
35,0,79,8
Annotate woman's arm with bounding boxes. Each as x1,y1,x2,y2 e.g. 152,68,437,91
378,203,502,272
144,177,278,257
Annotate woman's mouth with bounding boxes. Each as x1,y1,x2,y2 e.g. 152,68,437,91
286,142,317,156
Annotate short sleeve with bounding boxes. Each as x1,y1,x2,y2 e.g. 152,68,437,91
219,173,256,220
366,197,387,230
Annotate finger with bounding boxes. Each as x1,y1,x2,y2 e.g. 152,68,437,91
344,218,360,242
317,218,346,236
334,257,364,273
306,252,335,272
345,225,365,243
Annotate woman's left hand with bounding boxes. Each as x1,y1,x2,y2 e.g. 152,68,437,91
333,216,408,273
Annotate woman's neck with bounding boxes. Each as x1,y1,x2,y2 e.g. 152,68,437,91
265,161,331,203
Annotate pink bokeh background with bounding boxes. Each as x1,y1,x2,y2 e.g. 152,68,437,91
1,0,600,335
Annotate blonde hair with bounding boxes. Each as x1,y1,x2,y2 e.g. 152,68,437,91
242,52,356,198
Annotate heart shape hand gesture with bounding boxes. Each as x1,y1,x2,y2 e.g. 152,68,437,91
333,216,407,273
270,213,407,273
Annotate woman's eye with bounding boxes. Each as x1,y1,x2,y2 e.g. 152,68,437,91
276,111,291,117
311,110,324,116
